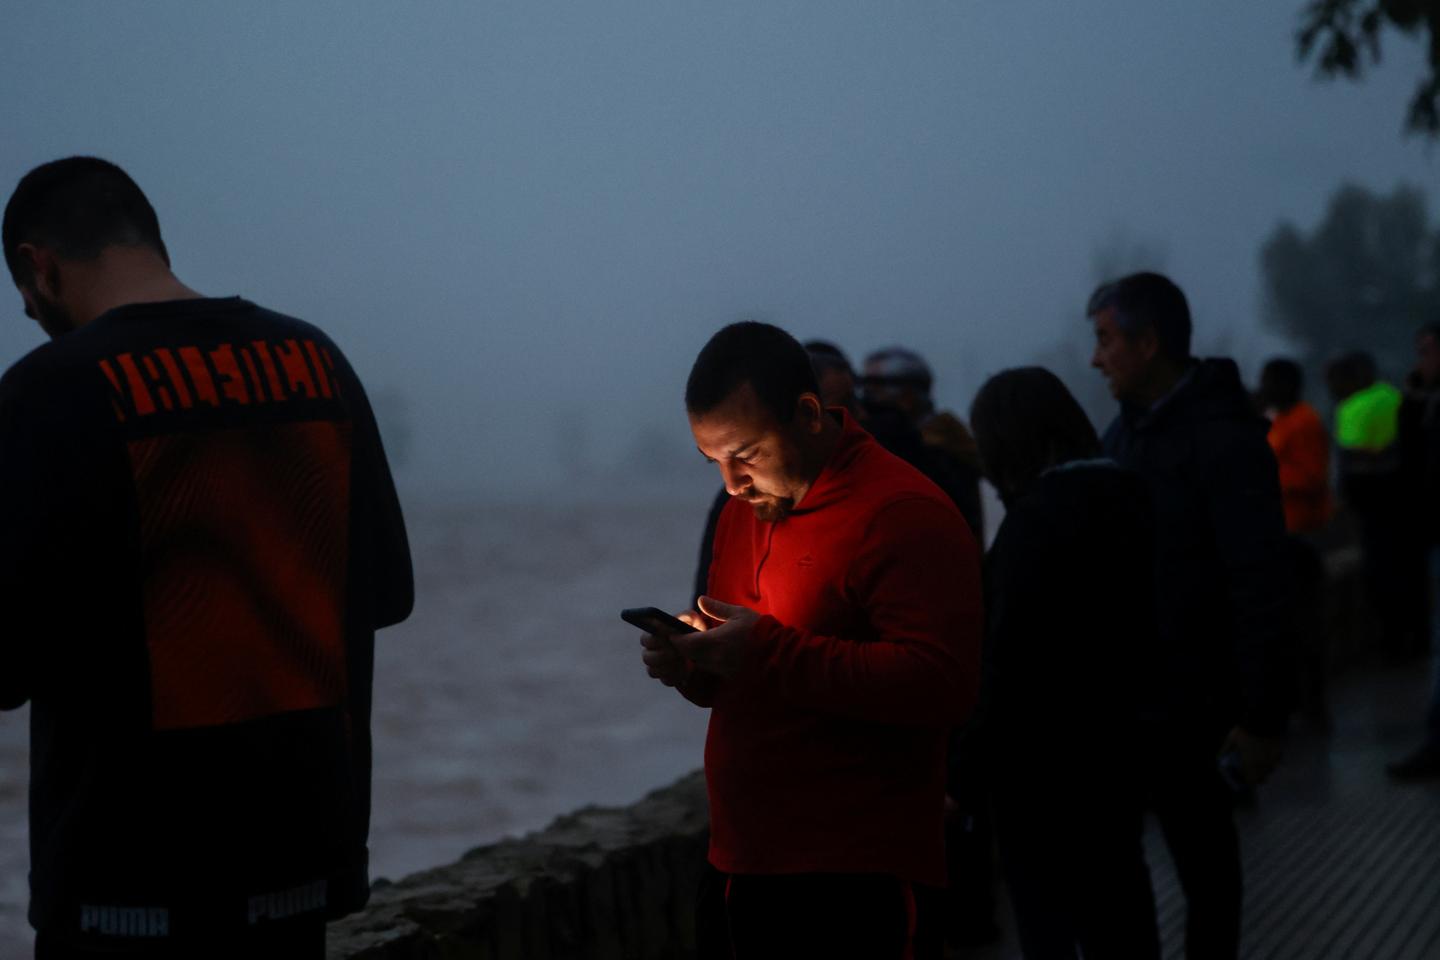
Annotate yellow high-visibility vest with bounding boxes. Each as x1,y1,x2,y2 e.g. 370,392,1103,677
1335,381,1402,452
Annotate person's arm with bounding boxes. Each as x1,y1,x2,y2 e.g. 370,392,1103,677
340,354,414,630
1292,417,1332,508
0,377,49,710
973,503,1057,731
742,497,982,727
1204,423,1296,738
640,611,723,707
676,661,722,707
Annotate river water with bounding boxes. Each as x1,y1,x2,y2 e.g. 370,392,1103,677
0,496,716,955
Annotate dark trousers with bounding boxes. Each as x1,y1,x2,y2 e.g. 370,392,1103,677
1286,534,1330,728
991,770,1159,960
1147,727,1243,960
1425,547,1440,742
909,807,997,960
35,919,325,960
1353,492,1429,659
706,871,913,960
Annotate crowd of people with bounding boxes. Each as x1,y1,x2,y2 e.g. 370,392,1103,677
644,273,1440,960
1,153,1437,960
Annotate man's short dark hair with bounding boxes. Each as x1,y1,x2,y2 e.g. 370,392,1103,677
3,157,169,285
686,321,820,423
1086,271,1192,362
1260,358,1304,410
1418,322,1440,342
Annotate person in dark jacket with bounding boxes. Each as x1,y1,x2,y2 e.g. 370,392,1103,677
1257,358,1333,732
861,345,985,541
1,157,413,959
859,345,994,954
1327,350,1425,661
1087,272,1293,960
967,366,1160,960
1388,322,1440,779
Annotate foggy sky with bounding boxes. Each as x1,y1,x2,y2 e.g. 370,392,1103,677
1,1,1436,499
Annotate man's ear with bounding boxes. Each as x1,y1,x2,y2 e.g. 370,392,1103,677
1135,326,1162,365
795,393,825,434
15,243,59,300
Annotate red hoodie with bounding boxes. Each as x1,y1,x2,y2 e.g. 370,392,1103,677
695,411,981,885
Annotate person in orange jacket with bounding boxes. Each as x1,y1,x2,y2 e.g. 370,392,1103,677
1259,359,1333,536
1258,358,1333,732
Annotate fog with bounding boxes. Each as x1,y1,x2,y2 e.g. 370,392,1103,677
1,1,1436,501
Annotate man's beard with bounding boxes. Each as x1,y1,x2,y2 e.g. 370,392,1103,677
746,494,794,523
31,291,77,340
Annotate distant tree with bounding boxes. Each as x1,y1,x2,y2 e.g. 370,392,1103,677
1297,0,1440,136
1260,181,1440,376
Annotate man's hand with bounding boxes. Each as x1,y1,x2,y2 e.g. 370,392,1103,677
1222,726,1284,786
670,596,760,679
639,609,705,687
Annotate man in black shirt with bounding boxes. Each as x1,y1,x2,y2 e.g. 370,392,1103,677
1,157,413,958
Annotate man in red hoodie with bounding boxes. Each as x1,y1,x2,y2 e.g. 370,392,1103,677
640,321,982,958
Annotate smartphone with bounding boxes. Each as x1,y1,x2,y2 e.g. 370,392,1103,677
621,607,697,635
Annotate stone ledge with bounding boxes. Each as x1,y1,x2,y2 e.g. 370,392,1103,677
327,546,1371,958
327,771,709,960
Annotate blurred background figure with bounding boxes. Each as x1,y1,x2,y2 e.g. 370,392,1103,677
1258,358,1334,731
1327,350,1427,661
1259,359,1333,537
861,346,984,541
966,366,1160,960
859,344,995,954
802,339,861,417
1388,323,1440,778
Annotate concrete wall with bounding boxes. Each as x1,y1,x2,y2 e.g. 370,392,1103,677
327,772,709,960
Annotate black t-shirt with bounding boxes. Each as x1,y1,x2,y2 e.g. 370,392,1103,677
0,298,412,943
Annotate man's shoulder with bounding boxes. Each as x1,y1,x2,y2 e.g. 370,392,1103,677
853,437,957,506
1191,404,1272,461
0,336,81,404
224,300,338,347
849,448,972,552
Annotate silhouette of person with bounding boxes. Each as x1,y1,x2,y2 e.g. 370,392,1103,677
1,157,413,959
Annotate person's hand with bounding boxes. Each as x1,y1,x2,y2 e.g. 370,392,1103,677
1221,726,1284,786
670,596,760,679
639,609,705,687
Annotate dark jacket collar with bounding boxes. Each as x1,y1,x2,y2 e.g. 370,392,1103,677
1120,358,1253,433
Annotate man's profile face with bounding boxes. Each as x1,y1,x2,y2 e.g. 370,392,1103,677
690,381,810,522
1417,332,1440,387
1090,307,1150,403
